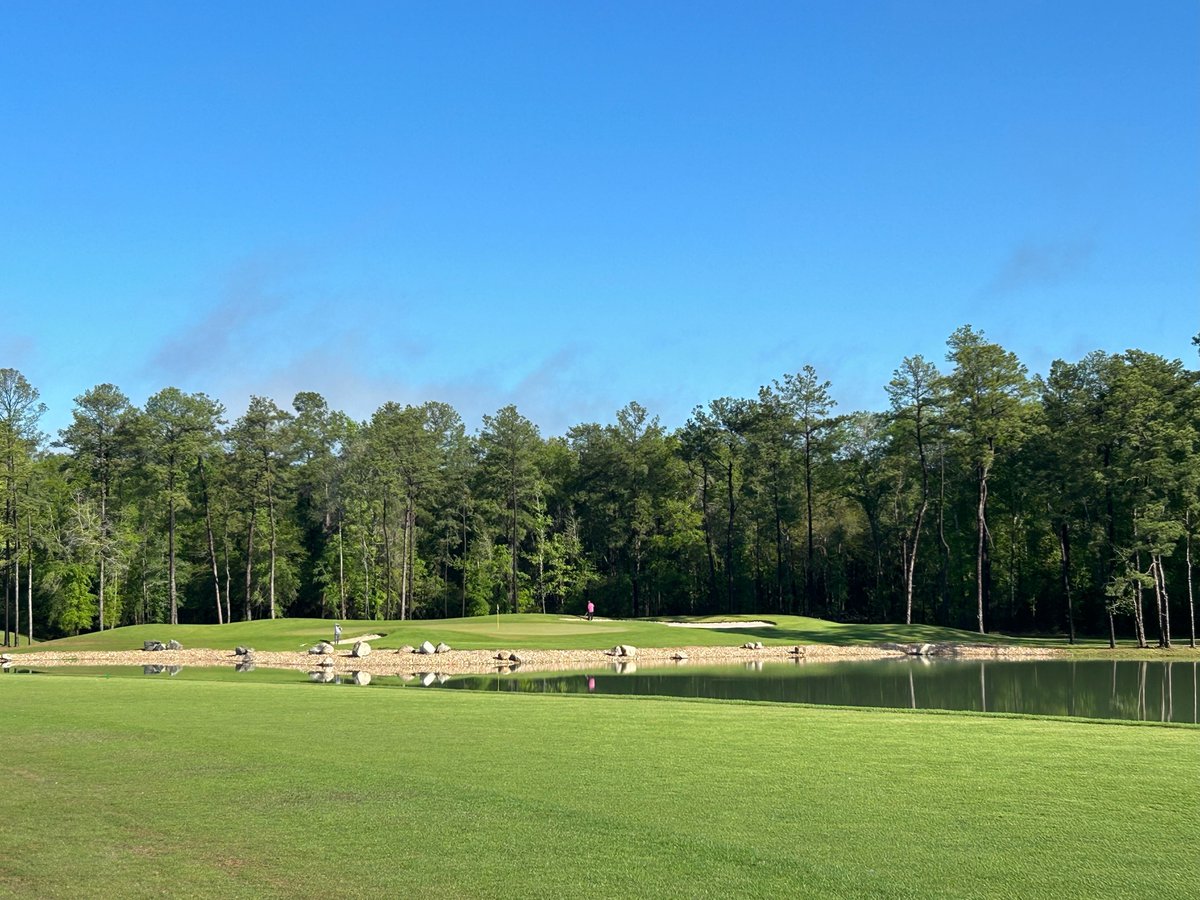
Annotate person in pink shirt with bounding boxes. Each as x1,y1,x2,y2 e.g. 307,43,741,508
586,600,594,622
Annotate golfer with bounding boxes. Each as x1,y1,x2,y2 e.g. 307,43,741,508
334,622,342,646
586,600,594,622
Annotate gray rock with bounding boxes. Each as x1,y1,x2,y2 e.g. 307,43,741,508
508,652,523,663
435,642,451,653
671,651,689,661
742,641,765,650
234,646,253,656
495,651,512,660
143,640,165,652
166,639,182,651
398,645,415,654
618,644,637,657
417,640,437,655
351,640,371,658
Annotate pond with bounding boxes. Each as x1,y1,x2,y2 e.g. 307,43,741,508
6,658,1198,723
443,659,1200,724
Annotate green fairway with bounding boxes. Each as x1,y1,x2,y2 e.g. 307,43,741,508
2,675,1196,898
14,613,1008,654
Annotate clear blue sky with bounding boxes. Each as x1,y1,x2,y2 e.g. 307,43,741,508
2,0,1197,436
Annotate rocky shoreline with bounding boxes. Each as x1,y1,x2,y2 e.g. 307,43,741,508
6,642,1063,676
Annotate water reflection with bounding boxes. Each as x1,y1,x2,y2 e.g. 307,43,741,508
142,665,183,676
443,659,1200,724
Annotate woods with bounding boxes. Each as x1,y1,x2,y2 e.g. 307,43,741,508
3,326,1198,645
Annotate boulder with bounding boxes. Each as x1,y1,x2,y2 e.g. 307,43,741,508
494,651,512,660
234,646,253,656
143,640,165,652
309,669,335,683
398,645,415,654
435,642,451,654
351,670,372,686
741,641,765,650
419,671,438,687
671,651,689,661
351,640,371,658
417,640,437,655
235,660,256,673
309,642,334,655
0,653,12,663
318,656,335,668
618,645,637,657
790,646,807,658
508,652,523,663
917,643,934,657
166,639,182,651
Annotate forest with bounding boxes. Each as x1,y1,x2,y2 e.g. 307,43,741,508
3,325,1198,647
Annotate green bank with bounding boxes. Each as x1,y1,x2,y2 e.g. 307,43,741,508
2,676,1197,899
13,613,1009,654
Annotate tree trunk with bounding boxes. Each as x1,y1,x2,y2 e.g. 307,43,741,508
724,455,736,614
1153,554,1171,649
1058,521,1075,644
381,495,393,618
804,436,815,615
1187,527,1195,650
976,467,989,634
399,496,411,621
267,478,277,620
338,521,347,619
168,491,178,626
244,507,257,622
200,460,223,625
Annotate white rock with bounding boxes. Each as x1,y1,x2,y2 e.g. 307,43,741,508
417,640,437,655
352,640,372,658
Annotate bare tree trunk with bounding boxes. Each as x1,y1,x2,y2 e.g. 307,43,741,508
1059,521,1075,644
26,514,32,645
1187,527,1196,650
725,455,736,615
381,495,393,618
168,492,178,625
338,521,346,620
976,468,989,634
267,479,277,620
201,462,222,625
13,532,19,645
399,496,411,621
244,507,257,622
1153,554,1171,649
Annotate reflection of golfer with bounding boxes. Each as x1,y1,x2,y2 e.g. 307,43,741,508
587,676,596,692
334,623,342,646
586,601,594,622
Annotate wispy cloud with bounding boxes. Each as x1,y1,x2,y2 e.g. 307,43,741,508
146,257,289,379
983,239,1095,297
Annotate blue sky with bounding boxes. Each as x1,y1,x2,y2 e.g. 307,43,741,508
2,0,1197,436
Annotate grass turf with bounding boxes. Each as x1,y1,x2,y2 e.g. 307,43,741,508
14,613,1010,654
1,675,1196,898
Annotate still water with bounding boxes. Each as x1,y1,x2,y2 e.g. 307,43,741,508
443,659,1200,724
6,658,1198,723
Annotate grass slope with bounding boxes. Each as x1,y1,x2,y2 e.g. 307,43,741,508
2,676,1197,898
15,613,1003,654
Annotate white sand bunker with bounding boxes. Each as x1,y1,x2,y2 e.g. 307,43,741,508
662,621,775,629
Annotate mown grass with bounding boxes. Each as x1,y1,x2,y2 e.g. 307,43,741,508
1,675,1197,899
14,613,1006,654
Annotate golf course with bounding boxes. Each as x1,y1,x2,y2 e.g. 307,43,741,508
4,615,1198,898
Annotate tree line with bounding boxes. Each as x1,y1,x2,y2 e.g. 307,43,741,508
3,325,1198,647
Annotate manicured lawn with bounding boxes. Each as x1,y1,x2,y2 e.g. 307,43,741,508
2,675,1196,898
13,613,1005,654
